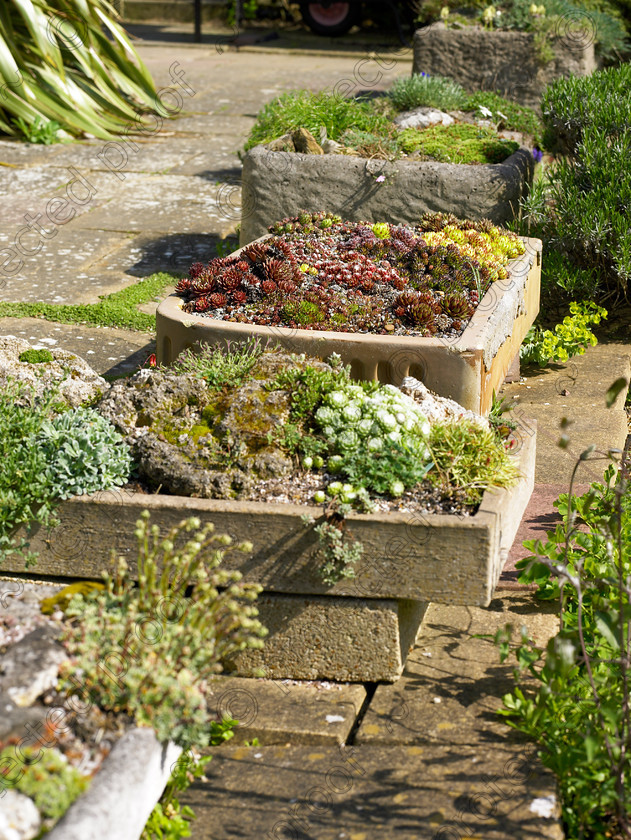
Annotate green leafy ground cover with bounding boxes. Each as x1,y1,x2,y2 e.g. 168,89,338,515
0,273,178,331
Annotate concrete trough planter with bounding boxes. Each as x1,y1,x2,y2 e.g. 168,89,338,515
412,22,596,110
156,237,542,416
239,142,535,246
10,429,535,681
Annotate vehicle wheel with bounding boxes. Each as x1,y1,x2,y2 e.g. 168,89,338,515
299,1,361,36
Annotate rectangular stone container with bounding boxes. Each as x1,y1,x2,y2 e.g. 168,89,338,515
413,22,596,110
10,429,535,681
239,143,535,246
156,238,542,416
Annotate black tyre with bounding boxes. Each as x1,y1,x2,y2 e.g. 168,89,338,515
299,1,361,35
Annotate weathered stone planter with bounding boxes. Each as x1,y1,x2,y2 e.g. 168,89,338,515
10,429,535,681
239,143,535,245
412,22,596,110
156,237,542,416
47,729,181,840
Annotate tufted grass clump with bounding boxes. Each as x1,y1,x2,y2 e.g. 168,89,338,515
58,512,267,750
243,89,391,150
428,421,521,502
170,336,266,391
388,74,469,111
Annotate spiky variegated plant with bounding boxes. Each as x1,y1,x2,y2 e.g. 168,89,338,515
0,0,157,140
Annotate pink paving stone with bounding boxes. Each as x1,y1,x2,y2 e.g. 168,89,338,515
499,482,590,588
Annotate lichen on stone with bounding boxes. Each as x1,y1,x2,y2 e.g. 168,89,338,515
97,352,319,499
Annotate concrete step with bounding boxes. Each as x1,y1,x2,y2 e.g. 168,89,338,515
182,593,563,840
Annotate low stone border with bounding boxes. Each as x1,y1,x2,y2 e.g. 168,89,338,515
156,238,542,415
412,22,596,110
239,143,535,246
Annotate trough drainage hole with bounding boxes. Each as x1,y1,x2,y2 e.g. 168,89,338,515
345,683,377,745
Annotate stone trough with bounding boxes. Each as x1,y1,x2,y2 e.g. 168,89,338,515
412,22,596,110
10,428,535,682
156,237,542,416
239,143,535,246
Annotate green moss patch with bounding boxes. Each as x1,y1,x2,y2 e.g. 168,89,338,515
0,272,179,332
18,348,54,364
398,124,520,164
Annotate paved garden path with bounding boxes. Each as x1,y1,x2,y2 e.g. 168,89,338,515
1,29,629,840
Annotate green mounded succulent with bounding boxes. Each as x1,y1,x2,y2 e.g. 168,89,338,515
313,382,432,498
36,407,132,500
0,745,89,826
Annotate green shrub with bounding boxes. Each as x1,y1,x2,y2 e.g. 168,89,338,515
59,512,267,750
517,65,631,301
243,90,390,150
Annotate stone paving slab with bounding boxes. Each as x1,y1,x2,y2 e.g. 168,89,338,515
181,743,563,840
171,113,258,136
92,230,219,278
40,137,206,175
0,318,154,376
355,593,558,747
0,165,72,198
78,171,225,201
0,140,62,166
168,149,241,179
206,676,367,746
71,196,230,236
503,342,631,484
0,230,132,304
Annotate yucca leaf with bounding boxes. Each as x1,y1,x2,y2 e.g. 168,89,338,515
0,0,158,140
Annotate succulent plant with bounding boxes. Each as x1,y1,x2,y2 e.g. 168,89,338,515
442,293,473,319
176,213,524,336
